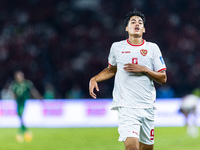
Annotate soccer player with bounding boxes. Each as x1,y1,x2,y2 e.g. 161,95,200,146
180,88,200,138
10,70,43,142
89,10,167,150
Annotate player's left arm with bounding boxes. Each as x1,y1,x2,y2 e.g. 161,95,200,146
31,88,43,100
124,63,167,84
28,80,43,100
143,68,166,84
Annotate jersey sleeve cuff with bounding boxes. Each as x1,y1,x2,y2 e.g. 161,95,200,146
108,62,116,66
158,68,166,72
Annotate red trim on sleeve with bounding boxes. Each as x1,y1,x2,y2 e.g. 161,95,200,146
127,39,145,46
108,62,113,66
158,68,166,72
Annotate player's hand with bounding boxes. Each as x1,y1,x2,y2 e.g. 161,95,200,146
89,78,99,99
124,63,146,73
39,96,43,100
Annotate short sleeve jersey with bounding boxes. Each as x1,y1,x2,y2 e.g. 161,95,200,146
108,39,166,109
11,80,34,104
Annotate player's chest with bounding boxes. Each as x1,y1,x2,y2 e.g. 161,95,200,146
15,84,29,92
115,46,153,65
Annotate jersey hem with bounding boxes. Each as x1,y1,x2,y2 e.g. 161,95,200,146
111,104,156,110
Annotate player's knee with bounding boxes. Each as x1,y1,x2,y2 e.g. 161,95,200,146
125,144,139,150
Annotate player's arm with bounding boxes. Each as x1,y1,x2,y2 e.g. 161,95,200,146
11,92,17,100
124,63,167,84
31,88,43,100
89,65,117,99
143,68,167,85
9,84,17,100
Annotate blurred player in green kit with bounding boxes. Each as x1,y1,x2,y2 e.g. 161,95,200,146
10,70,43,142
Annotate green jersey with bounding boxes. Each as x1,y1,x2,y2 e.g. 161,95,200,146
11,80,34,104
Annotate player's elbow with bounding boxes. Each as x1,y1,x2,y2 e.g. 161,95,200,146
159,76,167,85
158,71,167,85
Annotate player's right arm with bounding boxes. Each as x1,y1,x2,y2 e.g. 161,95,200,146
89,65,117,99
9,83,17,100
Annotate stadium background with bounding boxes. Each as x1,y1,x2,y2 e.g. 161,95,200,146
0,0,200,150
0,0,200,98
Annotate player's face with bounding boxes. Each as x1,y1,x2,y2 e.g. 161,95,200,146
126,16,145,38
15,72,24,82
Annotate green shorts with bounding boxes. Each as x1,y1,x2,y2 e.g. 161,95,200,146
16,102,25,117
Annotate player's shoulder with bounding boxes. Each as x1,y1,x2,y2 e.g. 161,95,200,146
145,41,161,54
185,94,199,99
112,39,127,47
10,81,15,88
25,79,33,85
145,41,159,48
11,80,17,85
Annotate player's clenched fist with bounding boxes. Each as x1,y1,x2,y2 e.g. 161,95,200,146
89,78,99,99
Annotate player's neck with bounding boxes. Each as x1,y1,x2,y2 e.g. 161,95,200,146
128,37,143,45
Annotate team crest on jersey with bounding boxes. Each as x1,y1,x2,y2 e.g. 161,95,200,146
140,49,148,56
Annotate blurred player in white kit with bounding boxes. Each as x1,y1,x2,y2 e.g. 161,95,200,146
180,88,200,138
89,10,167,150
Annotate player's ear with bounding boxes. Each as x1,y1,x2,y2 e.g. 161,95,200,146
143,28,145,33
125,26,128,32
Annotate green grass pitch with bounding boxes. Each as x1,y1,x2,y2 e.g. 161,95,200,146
0,127,199,150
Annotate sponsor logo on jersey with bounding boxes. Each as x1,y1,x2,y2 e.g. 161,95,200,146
140,49,148,56
122,51,131,53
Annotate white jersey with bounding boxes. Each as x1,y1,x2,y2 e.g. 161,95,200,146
108,39,166,110
181,94,199,110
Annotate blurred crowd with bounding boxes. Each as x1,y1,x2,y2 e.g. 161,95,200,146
0,0,200,99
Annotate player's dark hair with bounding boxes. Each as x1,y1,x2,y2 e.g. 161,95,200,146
125,10,146,27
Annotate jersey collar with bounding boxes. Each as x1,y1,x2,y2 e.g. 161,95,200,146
127,39,145,46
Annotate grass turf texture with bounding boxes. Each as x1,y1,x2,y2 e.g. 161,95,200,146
0,127,199,150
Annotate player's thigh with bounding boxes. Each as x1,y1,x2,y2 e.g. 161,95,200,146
139,142,153,150
17,103,25,117
139,108,155,145
118,107,141,142
124,137,139,150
